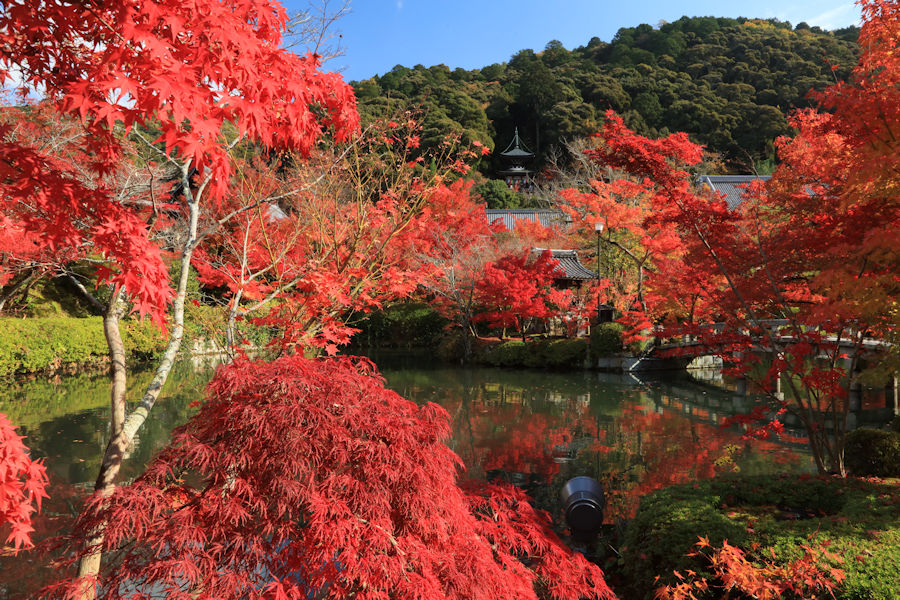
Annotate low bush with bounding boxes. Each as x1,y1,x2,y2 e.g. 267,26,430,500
544,338,588,367
353,302,448,348
591,322,624,358
617,474,900,600
481,340,528,367
844,428,900,477
476,337,588,369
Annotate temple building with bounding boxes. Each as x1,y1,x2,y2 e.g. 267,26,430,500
498,127,535,192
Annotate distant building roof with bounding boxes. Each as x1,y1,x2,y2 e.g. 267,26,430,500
698,175,771,210
532,248,598,281
499,127,534,159
485,209,570,231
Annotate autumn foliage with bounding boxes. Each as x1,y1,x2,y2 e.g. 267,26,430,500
48,356,615,600
0,412,48,551
474,249,572,334
194,119,490,355
0,0,359,327
567,24,900,472
655,537,844,600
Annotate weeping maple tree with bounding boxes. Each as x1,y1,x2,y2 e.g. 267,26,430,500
48,356,616,600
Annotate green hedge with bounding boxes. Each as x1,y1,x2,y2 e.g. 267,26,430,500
476,338,588,369
590,322,624,359
845,428,900,477
481,339,528,367
353,302,448,348
617,474,900,600
0,317,167,376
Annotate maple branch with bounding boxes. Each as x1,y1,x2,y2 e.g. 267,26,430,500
64,271,105,314
200,143,354,238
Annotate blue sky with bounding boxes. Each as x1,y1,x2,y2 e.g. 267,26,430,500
280,1,862,82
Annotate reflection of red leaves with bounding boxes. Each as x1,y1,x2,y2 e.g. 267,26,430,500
605,402,801,521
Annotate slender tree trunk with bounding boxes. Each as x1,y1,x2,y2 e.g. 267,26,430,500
225,288,244,357
76,166,203,599
75,287,126,596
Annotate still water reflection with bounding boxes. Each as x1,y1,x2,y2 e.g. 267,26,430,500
0,353,809,598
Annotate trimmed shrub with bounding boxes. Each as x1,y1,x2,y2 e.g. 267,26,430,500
591,322,624,358
543,338,588,367
617,474,900,600
482,340,528,367
475,338,588,369
845,428,900,477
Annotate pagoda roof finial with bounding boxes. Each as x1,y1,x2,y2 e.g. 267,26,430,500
501,127,534,158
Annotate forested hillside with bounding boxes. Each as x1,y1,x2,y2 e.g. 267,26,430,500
353,16,859,172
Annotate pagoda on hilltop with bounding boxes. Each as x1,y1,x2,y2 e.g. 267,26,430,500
498,127,535,192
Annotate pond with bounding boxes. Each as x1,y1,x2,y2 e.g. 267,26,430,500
0,353,810,598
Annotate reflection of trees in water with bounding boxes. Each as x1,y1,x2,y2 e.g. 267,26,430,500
0,363,214,598
1,363,212,486
377,361,807,525
1,355,810,597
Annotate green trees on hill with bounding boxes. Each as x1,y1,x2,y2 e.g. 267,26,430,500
354,16,859,170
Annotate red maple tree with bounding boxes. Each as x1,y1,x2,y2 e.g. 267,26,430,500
1,0,358,592
194,118,489,356
474,250,574,339
572,0,900,473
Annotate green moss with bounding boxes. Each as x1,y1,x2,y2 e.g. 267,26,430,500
617,475,900,600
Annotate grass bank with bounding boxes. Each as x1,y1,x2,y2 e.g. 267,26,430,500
614,474,900,600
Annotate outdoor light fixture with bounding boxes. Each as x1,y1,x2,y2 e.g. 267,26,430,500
560,476,605,542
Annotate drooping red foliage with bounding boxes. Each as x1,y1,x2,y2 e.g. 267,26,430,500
48,356,615,600
0,412,49,551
